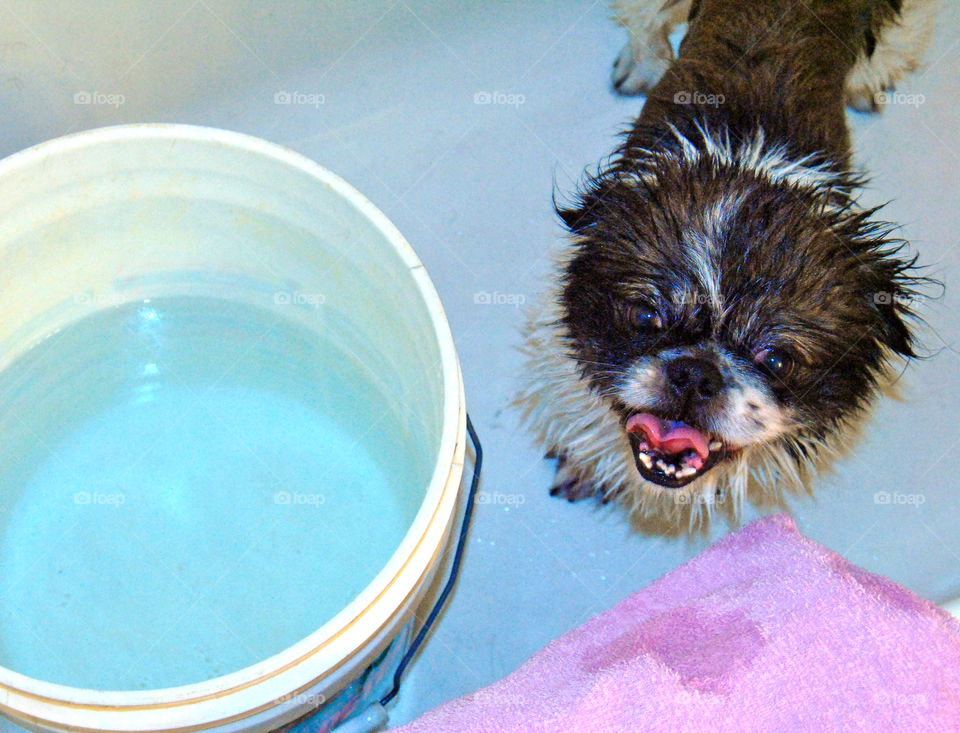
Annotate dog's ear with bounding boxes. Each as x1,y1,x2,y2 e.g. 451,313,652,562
872,294,915,358
863,251,927,359
832,207,930,360
554,182,605,234
554,173,641,234
555,202,595,233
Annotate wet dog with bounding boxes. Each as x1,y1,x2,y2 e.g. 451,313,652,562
517,0,937,529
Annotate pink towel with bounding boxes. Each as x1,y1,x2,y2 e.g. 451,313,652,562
395,515,960,732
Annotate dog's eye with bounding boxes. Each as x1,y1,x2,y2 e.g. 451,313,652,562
754,347,793,378
631,303,663,330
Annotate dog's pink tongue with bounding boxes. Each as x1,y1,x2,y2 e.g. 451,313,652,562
625,413,711,460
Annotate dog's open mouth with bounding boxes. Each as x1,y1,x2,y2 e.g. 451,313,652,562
625,413,730,488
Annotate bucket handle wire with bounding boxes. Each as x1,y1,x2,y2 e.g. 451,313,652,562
379,413,482,707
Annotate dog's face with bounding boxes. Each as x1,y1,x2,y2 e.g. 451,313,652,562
558,161,918,491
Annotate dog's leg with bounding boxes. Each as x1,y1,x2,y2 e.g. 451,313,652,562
611,0,693,94
549,460,610,503
845,0,939,113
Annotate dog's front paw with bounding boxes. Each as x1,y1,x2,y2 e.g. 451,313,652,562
844,52,897,114
550,476,599,502
611,40,672,95
549,461,615,504
846,84,885,114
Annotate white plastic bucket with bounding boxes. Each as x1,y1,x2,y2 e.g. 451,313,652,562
0,124,465,732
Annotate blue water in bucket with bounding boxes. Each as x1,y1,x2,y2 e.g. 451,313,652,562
0,296,427,690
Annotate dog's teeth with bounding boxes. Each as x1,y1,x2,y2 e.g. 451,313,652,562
655,459,668,472
665,464,676,475
709,440,722,451
676,466,696,479
638,452,653,469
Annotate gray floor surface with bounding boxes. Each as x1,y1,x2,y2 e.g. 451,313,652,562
0,1,956,730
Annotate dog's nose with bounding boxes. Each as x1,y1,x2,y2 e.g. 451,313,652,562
666,357,723,401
